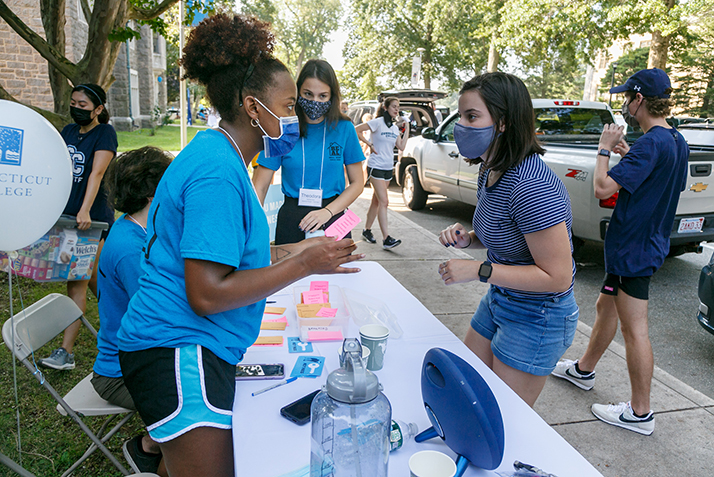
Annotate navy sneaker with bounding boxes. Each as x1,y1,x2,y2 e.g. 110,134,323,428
382,236,402,250
362,229,377,244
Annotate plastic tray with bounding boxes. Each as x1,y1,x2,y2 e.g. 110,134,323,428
293,284,350,342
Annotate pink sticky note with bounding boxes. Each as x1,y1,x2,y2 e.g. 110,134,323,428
315,307,338,318
310,281,329,292
307,330,344,341
324,209,361,240
302,290,326,304
262,316,288,323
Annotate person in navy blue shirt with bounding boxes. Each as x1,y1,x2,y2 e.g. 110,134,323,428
253,59,365,244
553,69,689,436
438,73,578,407
40,84,118,371
116,15,362,477
91,146,172,474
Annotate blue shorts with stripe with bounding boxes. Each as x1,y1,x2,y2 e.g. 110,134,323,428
119,344,234,442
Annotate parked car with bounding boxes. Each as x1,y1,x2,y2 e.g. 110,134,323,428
397,99,714,255
698,249,714,335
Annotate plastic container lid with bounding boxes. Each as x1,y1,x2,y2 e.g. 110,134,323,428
326,340,381,404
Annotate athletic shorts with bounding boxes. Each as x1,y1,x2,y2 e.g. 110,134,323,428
470,286,579,376
119,344,235,443
600,273,651,300
367,167,394,181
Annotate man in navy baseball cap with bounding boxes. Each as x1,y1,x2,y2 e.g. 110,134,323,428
609,68,671,98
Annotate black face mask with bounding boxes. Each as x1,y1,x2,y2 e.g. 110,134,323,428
70,106,95,126
382,109,394,127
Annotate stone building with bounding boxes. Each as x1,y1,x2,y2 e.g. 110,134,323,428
0,1,167,131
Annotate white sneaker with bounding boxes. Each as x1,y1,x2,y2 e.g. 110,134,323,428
551,359,594,390
591,401,655,436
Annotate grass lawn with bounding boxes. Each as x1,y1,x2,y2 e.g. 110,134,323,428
1,274,144,476
115,125,207,152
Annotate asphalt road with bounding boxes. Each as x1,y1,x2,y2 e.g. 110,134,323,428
381,182,714,399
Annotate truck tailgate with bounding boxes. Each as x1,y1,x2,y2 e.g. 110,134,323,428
677,151,714,215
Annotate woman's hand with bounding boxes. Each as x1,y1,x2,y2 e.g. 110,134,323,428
76,210,92,230
300,208,333,233
439,223,471,248
438,259,479,285
298,237,363,275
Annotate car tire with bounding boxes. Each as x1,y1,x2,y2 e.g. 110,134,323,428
402,164,427,210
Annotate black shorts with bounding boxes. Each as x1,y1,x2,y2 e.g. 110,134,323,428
367,167,394,181
119,345,235,442
600,273,651,300
275,195,350,245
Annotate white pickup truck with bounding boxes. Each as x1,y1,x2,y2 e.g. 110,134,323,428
396,99,714,255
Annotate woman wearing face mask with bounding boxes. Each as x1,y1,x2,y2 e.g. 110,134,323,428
252,59,365,244
40,84,118,371
437,72,578,407
356,96,409,249
116,15,362,477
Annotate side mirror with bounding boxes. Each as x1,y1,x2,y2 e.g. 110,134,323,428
421,127,436,140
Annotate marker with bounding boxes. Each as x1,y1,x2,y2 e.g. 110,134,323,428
251,377,298,396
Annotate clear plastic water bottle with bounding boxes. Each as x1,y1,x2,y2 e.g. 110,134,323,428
310,339,392,477
389,419,418,452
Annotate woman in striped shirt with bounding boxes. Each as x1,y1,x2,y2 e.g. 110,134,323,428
438,72,579,406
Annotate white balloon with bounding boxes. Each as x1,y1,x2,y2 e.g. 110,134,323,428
0,100,72,251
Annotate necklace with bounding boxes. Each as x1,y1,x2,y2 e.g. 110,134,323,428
126,214,147,234
216,125,260,200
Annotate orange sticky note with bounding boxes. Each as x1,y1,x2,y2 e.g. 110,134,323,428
253,336,284,346
264,306,286,315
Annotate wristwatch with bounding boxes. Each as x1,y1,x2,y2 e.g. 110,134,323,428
478,261,493,283
598,148,611,157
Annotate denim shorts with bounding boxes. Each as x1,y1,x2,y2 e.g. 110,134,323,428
470,286,579,376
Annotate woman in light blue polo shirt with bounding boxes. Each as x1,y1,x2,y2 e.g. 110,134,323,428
253,59,365,244
116,15,362,477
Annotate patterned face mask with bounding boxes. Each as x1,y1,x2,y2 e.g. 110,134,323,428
298,96,332,121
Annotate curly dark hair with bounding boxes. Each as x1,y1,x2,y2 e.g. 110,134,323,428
105,147,173,215
181,14,289,122
625,89,674,117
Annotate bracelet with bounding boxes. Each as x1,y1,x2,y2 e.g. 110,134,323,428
324,207,333,218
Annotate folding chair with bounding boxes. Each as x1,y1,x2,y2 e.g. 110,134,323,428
2,293,134,476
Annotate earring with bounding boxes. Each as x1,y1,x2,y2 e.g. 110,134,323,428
251,118,260,128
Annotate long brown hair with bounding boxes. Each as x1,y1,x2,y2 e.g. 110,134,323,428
460,73,545,172
376,96,399,127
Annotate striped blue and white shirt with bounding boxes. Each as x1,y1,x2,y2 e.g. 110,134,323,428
473,153,575,298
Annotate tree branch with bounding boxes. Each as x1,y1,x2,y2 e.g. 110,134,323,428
129,0,177,21
80,0,91,23
0,82,70,131
0,1,78,81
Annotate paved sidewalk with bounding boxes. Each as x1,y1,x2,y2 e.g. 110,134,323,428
349,195,714,477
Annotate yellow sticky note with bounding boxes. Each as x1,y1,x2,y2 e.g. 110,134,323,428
264,306,287,315
296,303,331,318
260,321,287,331
253,336,284,346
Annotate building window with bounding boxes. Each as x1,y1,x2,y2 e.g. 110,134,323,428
130,69,140,117
153,33,161,55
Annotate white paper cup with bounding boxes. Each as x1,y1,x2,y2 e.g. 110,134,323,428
408,450,457,477
359,324,389,371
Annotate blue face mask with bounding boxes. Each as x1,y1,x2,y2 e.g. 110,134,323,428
298,96,332,121
254,98,300,158
453,122,496,162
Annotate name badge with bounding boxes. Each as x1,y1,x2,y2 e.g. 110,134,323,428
298,188,322,207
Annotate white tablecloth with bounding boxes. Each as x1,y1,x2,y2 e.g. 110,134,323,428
232,261,601,477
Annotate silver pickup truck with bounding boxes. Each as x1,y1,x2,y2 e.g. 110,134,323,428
396,99,714,255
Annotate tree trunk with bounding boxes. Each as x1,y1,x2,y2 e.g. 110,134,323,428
40,0,71,115
487,32,499,73
423,49,432,90
76,0,129,88
647,0,676,70
700,77,714,117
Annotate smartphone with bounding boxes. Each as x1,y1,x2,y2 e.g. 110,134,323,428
235,364,285,380
280,390,320,425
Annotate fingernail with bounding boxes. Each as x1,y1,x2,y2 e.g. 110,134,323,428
455,230,460,235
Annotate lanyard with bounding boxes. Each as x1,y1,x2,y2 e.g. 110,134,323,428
301,121,327,190
217,126,260,201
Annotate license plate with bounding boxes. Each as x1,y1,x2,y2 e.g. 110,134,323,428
678,217,704,233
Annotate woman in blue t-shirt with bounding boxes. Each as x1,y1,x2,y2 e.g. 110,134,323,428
40,83,118,371
116,15,362,477
252,59,365,244
437,72,579,407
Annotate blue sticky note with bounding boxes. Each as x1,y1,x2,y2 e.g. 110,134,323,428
291,356,325,378
288,337,313,353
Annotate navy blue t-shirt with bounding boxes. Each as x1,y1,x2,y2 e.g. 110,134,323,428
61,123,118,225
605,126,689,276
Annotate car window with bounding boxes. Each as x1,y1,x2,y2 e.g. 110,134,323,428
534,107,614,143
439,115,458,142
